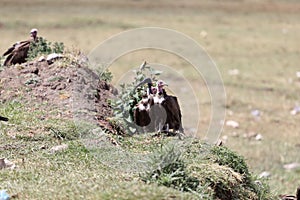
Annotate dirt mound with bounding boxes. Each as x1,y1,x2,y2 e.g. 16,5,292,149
0,57,119,134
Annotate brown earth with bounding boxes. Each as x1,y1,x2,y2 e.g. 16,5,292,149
0,57,120,135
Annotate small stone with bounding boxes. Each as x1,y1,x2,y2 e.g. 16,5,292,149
0,158,15,170
228,69,239,76
50,144,68,154
200,30,208,38
47,53,64,65
221,135,228,143
38,55,46,62
283,162,300,170
258,171,271,178
251,109,261,117
255,134,263,141
226,120,239,128
290,106,300,115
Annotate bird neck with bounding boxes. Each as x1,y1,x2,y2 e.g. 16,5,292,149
31,35,38,42
158,86,164,94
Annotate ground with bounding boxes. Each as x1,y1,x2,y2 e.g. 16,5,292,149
0,0,300,198
0,56,117,135
0,55,276,199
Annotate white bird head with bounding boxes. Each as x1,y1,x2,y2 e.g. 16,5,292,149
157,80,168,87
30,28,38,40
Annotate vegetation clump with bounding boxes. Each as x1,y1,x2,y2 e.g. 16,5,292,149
27,37,64,61
141,141,276,200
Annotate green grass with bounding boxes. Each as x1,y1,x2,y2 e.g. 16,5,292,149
0,100,275,199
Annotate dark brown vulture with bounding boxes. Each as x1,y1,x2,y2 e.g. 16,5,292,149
156,80,184,134
2,28,38,66
0,116,8,121
279,186,300,200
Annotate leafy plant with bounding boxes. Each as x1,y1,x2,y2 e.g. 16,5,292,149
141,144,209,198
27,37,65,61
209,146,251,183
204,145,275,199
99,69,113,83
110,62,162,135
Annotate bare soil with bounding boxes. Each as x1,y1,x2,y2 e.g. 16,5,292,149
0,59,119,134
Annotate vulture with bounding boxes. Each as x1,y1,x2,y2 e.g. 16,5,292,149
133,78,184,134
133,94,151,129
156,80,184,134
0,116,8,122
279,186,300,200
2,28,38,66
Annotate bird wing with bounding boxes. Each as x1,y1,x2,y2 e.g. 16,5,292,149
3,41,31,66
2,40,30,56
3,46,15,56
161,95,183,131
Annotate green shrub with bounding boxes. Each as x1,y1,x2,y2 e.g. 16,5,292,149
141,144,210,198
99,69,113,83
110,62,162,135
209,146,251,182
27,37,65,61
205,145,275,200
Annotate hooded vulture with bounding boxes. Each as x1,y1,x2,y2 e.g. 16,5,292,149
133,78,184,134
279,186,300,200
156,80,184,133
2,28,38,66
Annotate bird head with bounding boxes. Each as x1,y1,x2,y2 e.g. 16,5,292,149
30,28,38,40
157,80,168,88
157,80,168,93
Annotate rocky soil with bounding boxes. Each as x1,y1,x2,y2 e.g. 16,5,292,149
0,56,119,134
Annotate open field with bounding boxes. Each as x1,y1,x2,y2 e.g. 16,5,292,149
1,0,300,198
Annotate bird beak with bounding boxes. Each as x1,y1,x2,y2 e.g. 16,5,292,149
133,78,152,92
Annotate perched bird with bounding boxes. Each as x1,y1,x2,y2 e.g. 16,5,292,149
3,28,39,66
0,116,8,122
155,80,184,133
134,94,152,131
279,186,300,200
133,78,184,134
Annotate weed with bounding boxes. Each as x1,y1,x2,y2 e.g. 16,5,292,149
24,77,39,85
111,63,162,134
27,37,64,61
100,69,113,83
141,144,210,198
209,146,251,183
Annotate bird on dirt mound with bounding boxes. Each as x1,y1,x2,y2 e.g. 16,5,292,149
279,186,300,200
2,28,39,66
0,116,8,121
